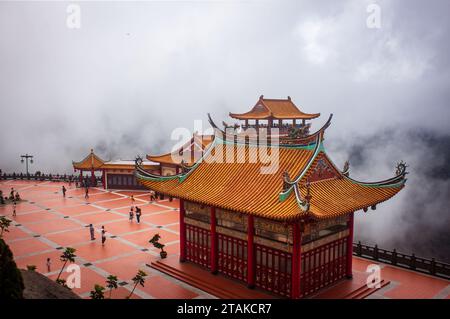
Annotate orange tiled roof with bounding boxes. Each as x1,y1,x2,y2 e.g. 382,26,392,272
229,96,320,120
147,134,214,166
136,134,406,221
73,149,105,170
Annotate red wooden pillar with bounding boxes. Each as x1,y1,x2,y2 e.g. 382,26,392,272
346,212,354,278
291,222,302,299
210,206,218,274
102,169,106,189
91,169,95,186
179,199,186,262
247,215,255,288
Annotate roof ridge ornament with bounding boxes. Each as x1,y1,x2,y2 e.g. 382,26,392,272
342,160,350,177
396,161,408,176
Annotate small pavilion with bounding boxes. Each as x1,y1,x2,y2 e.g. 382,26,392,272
147,133,214,176
229,95,320,135
72,149,105,187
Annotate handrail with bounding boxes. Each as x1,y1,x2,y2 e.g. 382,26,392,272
353,241,450,280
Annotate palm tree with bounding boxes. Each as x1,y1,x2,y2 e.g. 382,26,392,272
0,216,11,237
127,269,147,299
106,274,118,299
90,284,105,299
56,247,77,281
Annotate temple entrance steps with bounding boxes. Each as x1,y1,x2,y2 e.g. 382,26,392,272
147,256,276,299
343,279,390,299
309,270,391,299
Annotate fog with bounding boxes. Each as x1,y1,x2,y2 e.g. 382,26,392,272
0,0,449,261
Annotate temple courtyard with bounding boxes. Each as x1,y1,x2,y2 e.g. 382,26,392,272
1,180,449,299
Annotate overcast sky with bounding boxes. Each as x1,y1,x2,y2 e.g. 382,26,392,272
1,0,449,260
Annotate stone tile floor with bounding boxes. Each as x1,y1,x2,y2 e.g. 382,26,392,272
1,180,449,299
1,180,212,299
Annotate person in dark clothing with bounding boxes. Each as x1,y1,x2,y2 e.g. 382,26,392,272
85,187,89,199
101,227,106,246
89,224,95,240
62,186,67,197
136,207,142,224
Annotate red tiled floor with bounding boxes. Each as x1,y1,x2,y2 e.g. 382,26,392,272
8,238,53,257
2,226,31,241
95,198,140,209
56,204,102,216
75,239,137,262
25,218,81,235
381,265,449,299
96,252,152,281
99,220,152,236
39,197,82,208
46,228,94,247
0,202,42,215
109,286,142,299
145,211,180,226
157,199,180,209
13,210,60,223
87,192,124,202
48,266,108,295
115,203,169,214
139,274,198,299
165,223,180,233
15,250,66,273
74,211,126,226
121,229,178,248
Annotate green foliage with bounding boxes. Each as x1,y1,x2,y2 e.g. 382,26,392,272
56,278,69,289
127,269,147,299
106,274,118,299
26,265,37,271
0,216,12,237
149,233,165,252
56,247,77,281
90,284,105,299
0,239,24,299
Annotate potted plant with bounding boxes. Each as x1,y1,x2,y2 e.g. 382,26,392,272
149,234,167,258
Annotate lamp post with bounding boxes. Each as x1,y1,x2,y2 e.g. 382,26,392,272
20,154,34,175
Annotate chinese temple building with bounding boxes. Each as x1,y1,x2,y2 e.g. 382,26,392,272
147,133,214,176
135,96,408,299
229,95,320,136
73,149,159,190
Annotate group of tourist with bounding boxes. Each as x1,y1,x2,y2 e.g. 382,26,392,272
129,206,142,224
0,188,21,216
89,224,108,246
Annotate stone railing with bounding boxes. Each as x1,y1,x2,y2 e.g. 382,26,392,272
0,172,103,186
353,241,450,280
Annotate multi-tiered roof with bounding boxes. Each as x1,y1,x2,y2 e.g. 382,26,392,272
135,99,407,221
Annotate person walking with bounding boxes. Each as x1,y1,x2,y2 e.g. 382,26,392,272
85,187,89,200
149,191,155,202
89,224,96,240
101,227,107,246
129,207,134,223
10,188,14,200
130,195,135,203
62,185,67,197
136,207,141,224
46,257,52,272
12,201,16,217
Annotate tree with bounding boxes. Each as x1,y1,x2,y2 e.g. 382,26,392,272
90,284,105,299
0,216,12,237
149,233,167,258
127,270,147,299
0,239,24,299
56,247,77,282
106,274,118,299
26,265,37,271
